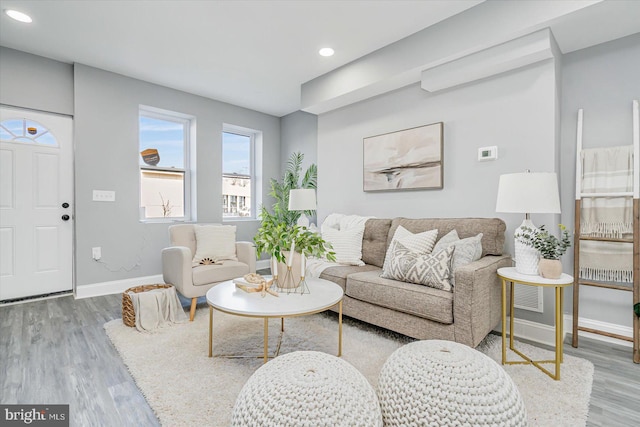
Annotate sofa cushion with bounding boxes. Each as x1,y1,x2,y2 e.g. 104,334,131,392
433,230,484,287
320,265,382,291
361,218,392,267
389,218,505,256
382,226,438,275
192,261,249,286
345,270,453,324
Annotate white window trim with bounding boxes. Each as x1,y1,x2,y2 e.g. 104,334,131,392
139,105,194,222
222,124,259,220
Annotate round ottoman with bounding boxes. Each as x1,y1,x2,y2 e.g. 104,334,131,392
231,351,382,427
378,340,527,426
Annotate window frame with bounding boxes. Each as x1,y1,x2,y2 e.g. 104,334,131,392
222,125,257,220
139,106,193,222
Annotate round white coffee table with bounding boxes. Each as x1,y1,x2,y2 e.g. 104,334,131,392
206,277,344,363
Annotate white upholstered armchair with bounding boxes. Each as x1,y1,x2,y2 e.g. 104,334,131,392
162,224,256,321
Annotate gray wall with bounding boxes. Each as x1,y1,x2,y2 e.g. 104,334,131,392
0,48,280,288
0,47,74,116
73,64,280,286
317,59,561,325
560,33,640,327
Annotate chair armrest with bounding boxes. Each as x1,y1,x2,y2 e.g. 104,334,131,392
162,246,193,295
452,255,512,347
236,241,256,273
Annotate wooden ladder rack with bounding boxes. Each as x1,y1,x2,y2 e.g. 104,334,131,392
572,100,640,364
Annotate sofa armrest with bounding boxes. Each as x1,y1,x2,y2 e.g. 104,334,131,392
452,255,513,347
162,246,193,295
236,241,257,273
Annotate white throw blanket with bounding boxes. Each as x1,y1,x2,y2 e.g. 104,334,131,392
128,286,188,332
579,145,634,283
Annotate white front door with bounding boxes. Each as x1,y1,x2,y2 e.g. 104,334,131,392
0,106,73,301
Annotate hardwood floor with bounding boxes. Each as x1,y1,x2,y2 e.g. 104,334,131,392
1,294,637,426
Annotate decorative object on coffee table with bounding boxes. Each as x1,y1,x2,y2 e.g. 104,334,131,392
377,340,527,427
496,171,562,275
231,351,382,427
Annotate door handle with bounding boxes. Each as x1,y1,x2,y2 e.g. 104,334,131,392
61,214,70,221
62,202,69,208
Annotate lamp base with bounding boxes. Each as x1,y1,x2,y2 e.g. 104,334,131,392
514,219,540,275
296,214,310,228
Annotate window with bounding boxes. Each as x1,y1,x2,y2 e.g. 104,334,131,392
222,127,257,218
139,107,192,220
1,118,57,146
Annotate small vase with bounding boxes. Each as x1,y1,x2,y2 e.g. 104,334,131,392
538,258,562,279
276,251,302,289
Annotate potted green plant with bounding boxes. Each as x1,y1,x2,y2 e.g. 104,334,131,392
254,152,335,287
517,224,571,279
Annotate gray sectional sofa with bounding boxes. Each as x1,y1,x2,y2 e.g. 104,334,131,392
321,217,512,347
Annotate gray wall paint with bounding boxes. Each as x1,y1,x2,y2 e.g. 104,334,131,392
317,60,561,325
280,110,317,171
0,47,74,116
73,64,280,286
560,33,640,327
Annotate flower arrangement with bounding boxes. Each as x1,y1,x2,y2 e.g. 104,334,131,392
517,224,571,260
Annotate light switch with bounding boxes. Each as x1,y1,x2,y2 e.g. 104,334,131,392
93,190,116,201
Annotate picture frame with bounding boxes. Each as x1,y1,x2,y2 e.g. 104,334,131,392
363,122,443,192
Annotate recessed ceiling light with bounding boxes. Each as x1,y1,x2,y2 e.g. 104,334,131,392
4,9,32,23
319,48,335,57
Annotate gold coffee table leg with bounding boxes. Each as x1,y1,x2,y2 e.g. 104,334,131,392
263,317,269,364
209,306,213,358
501,279,507,364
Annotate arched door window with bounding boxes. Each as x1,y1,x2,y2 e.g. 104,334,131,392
0,118,58,146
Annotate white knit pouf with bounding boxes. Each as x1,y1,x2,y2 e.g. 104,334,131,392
231,351,382,427
378,340,527,427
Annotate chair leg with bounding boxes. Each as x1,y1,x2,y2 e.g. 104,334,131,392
189,298,198,321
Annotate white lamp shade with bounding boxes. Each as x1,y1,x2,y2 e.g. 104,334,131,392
495,172,561,214
288,189,317,211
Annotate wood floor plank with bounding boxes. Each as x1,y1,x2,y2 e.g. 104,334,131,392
1,293,638,427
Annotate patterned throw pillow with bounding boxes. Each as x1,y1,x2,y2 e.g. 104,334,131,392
382,226,438,274
433,231,483,286
381,241,454,291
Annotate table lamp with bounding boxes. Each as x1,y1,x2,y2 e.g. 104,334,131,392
496,171,561,275
288,189,317,228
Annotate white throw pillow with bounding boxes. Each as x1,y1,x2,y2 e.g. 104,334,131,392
320,213,344,234
322,226,365,266
192,225,238,266
382,226,438,274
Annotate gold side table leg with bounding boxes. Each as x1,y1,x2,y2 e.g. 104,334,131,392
555,286,562,380
338,300,343,357
263,317,269,364
559,287,564,363
501,279,507,364
509,281,515,351
209,306,213,358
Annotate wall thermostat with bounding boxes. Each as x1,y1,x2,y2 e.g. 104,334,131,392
478,146,498,161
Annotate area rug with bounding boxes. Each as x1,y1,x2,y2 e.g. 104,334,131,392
105,309,593,427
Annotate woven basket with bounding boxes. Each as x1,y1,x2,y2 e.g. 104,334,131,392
122,284,173,327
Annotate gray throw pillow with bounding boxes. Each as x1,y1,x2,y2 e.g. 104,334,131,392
433,231,484,286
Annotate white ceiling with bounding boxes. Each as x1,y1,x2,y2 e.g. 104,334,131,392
0,0,482,117
0,1,638,117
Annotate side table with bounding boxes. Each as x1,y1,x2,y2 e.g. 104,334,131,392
497,266,573,380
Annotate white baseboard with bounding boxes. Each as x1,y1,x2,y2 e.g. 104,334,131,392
75,274,164,299
565,315,633,348
495,315,633,348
